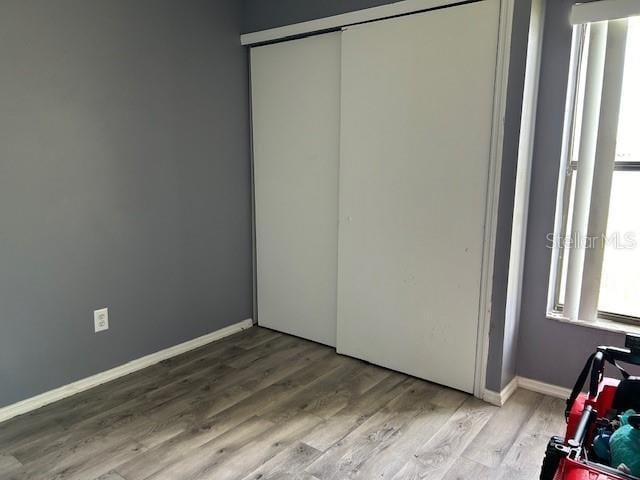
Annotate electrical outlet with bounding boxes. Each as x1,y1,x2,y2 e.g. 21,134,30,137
94,308,109,333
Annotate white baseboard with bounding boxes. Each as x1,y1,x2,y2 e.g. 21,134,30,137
483,375,571,406
0,318,253,424
483,376,519,406
517,376,572,399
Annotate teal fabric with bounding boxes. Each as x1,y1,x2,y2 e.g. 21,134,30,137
610,410,640,476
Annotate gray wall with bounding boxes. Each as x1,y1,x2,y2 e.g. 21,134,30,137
0,0,252,407
516,0,627,389
243,0,533,392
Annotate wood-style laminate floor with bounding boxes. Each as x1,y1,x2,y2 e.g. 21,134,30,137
0,327,565,480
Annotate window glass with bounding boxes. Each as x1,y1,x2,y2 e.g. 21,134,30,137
598,20,640,317
615,18,640,163
599,172,640,317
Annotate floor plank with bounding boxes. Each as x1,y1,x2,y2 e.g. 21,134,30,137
441,457,494,480
500,396,566,475
462,388,542,468
390,397,498,480
240,442,323,480
95,473,127,480
349,383,468,479
305,380,444,479
0,454,23,477
301,372,408,452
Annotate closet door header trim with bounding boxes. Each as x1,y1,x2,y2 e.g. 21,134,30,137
241,0,475,46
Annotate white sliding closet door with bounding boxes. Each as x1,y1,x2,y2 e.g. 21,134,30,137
337,0,500,392
251,33,341,346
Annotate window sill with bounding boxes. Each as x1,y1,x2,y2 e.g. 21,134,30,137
547,312,640,336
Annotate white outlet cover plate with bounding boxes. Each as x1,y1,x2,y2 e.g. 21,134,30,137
94,308,109,333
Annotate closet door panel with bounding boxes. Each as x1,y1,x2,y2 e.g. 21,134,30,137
251,33,341,346
337,0,500,392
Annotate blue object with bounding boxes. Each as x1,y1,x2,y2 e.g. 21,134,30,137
610,410,640,477
593,430,611,461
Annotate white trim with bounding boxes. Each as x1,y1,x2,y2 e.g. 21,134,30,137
547,23,584,315
503,0,546,401
517,376,573,399
483,376,572,406
241,0,469,46
0,319,253,424
548,312,640,336
571,0,640,25
473,0,515,400
483,376,519,406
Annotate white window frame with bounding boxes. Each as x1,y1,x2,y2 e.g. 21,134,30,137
548,1,640,330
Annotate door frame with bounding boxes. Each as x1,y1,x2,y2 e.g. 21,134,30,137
244,0,516,401
474,0,515,400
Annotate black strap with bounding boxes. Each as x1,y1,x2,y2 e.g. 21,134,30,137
566,352,596,420
565,351,633,420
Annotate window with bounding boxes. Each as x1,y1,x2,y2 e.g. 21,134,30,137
548,1,640,326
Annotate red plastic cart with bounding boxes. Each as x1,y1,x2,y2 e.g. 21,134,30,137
540,335,640,480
